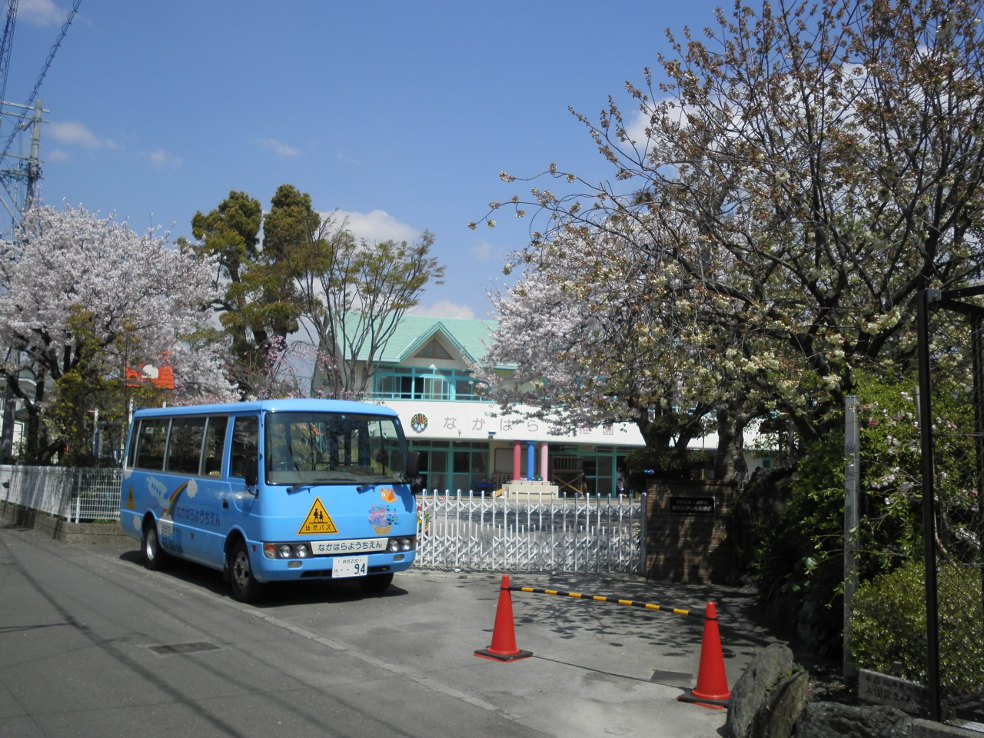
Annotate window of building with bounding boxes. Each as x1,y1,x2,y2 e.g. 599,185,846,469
372,367,484,401
409,440,493,494
416,337,452,360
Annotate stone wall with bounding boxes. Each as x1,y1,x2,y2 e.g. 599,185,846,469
644,479,737,584
0,501,132,545
727,644,981,738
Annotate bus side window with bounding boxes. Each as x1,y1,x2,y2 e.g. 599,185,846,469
202,416,228,476
166,417,206,475
136,418,168,470
230,416,258,480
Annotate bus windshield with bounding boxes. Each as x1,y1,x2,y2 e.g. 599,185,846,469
265,411,408,488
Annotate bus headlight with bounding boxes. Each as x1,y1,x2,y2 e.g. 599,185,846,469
263,542,314,559
387,536,416,553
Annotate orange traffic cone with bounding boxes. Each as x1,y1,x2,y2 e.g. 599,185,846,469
678,602,731,708
474,574,533,662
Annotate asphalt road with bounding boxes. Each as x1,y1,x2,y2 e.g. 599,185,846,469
0,524,787,737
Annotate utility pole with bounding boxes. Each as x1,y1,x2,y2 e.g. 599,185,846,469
24,98,41,210
0,99,42,231
843,395,860,679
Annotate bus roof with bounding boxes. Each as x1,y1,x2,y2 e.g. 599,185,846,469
131,398,399,419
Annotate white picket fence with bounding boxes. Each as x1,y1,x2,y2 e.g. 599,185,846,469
0,464,120,523
0,466,648,575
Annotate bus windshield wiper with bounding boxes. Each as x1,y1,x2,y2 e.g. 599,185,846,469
287,474,357,493
356,477,399,492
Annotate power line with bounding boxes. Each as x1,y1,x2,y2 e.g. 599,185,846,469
0,0,81,236
0,99,41,231
21,0,79,110
0,1,20,107
0,0,81,163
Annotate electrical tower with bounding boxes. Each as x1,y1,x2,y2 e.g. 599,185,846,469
0,97,43,236
0,0,80,236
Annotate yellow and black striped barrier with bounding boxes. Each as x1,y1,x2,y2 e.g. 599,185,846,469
477,575,731,707
508,585,698,618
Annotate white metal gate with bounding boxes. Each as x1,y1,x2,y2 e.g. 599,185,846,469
415,490,647,574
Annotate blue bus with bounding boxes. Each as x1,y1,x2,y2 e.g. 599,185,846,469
120,399,418,602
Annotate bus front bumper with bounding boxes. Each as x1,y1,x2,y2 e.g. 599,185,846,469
250,548,416,583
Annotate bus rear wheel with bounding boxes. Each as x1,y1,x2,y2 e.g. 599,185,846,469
142,521,169,571
359,572,394,594
228,539,265,603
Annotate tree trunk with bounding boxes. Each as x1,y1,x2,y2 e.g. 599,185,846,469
0,376,16,463
713,408,747,483
23,367,47,464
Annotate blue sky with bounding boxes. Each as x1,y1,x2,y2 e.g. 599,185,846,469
2,0,725,319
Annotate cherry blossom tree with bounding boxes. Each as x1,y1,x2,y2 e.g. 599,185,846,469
478,0,984,464
0,205,236,463
478,214,759,480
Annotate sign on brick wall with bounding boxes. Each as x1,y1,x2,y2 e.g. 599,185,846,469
668,496,715,515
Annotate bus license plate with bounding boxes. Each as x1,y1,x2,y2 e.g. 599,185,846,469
332,556,368,579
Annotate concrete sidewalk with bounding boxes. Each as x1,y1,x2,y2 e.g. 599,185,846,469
450,569,779,736
249,563,784,737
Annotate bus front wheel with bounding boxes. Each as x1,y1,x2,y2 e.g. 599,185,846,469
142,521,169,571
228,539,264,603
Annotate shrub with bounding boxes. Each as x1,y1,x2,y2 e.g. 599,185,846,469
851,559,984,697
749,371,958,661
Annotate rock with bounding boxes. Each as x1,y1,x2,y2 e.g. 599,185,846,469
792,702,914,738
726,642,800,738
752,670,810,738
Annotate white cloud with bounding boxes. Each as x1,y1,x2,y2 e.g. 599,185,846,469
411,301,476,320
48,121,118,150
147,149,180,169
263,138,301,157
19,0,65,26
332,208,420,244
471,241,494,261
625,100,691,146
625,109,649,147
46,149,69,162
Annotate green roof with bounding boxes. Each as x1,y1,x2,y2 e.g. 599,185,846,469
345,314,497,364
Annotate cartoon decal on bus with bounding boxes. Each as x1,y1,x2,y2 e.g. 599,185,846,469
120,399,418,602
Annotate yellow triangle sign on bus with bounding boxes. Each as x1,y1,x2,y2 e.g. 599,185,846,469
298,497,338,535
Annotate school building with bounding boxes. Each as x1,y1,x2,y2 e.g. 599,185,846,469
326,315,770,496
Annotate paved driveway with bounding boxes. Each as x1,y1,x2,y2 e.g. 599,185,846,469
0,525,788,737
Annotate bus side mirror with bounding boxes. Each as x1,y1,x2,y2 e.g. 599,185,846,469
405,451,419,479
244,458,258,489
